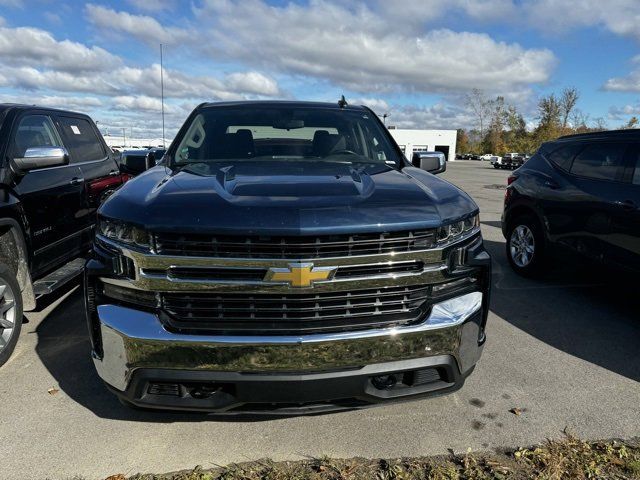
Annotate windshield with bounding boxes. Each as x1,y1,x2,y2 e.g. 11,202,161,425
172,106,401,168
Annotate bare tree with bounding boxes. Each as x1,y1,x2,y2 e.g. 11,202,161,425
465,89,492,139
593,117,608,131
559,87,579,129
570,108,590,130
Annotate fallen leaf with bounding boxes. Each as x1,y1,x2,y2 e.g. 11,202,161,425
105,475,126,480
47,388,59,396
510,407,522,416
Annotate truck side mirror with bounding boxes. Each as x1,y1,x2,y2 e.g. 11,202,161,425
145,152,155,170
411,152,446,175
119,153,153,175
13,147,69,173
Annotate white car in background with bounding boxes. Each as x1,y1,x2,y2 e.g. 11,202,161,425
490,155,503,166
479,154,494,161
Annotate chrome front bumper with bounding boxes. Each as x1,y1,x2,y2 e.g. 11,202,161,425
94,291,485,393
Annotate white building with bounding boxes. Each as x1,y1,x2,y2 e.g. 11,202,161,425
387,128,457,162
102,134,169,150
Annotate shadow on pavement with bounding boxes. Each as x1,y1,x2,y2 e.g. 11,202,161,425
484,238,640,383
480,220,503,230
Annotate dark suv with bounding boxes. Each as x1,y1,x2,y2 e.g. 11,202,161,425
502,130,640,276
0,104,127,366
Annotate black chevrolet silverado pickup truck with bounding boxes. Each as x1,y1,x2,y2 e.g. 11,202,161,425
86,100,491,413
0,104,127,367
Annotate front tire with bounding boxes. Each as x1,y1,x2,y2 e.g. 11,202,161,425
0,265,23,368
506,215,546,277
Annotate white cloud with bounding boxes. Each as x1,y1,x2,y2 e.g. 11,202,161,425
0,25,122,73
523,0,640,40
85,4,189,46
351,98,390,112
603,72,640,92
126,0,176,11
608,104,640,120
0,65,120,94
386,104,474,130
43,12,62,25
115,64,281,99
603,56,640,92
374,0,517,26
0,22,281,100
224,72,280,96
194,0,555,94
0,93,103,111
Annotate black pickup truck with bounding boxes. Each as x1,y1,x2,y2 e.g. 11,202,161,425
86,100,491,413
0,104,128,366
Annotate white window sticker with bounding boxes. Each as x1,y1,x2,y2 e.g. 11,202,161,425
70,125,81,135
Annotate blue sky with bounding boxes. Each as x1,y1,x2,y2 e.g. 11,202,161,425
1,0,640,139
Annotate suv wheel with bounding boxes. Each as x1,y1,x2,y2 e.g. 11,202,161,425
0,265,23,367
506,215,545,277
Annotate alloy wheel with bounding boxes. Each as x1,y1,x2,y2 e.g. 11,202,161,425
0,281,17,354
510,225,535,267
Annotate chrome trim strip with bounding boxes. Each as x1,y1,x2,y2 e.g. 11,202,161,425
34,225,94,256
95,230,481,292
100,264,448,292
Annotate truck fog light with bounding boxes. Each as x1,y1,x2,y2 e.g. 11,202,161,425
371,374,398,390
427,292,482,327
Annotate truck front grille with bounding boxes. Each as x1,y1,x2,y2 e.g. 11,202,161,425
154,230,436,259
160,284,431,335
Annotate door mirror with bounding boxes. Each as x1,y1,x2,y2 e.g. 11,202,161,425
411,152,446,174
13,147,69,172
145,152,156,170
119,152,153,175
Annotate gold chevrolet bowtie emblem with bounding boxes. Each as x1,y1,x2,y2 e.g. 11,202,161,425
264,263,337,288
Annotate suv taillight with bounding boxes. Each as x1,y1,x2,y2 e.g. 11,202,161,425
507,175,517,185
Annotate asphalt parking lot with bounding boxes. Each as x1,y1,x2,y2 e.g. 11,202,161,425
2,160,640,480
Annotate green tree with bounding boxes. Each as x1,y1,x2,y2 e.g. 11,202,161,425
456,129,471,154
534,94,562,144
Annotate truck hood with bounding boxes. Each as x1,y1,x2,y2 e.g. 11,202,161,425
100,161,478,235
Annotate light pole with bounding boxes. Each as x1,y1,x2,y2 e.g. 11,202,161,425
160,44,166,148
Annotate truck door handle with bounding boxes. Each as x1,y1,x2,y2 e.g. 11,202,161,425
109,170,120,176
69,177,85,186
614,199,637,210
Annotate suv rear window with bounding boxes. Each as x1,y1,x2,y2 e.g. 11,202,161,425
569,142,627,181
57,116,105,163
546,144,583,170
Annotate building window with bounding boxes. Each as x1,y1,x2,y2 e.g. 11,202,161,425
413,145,428,152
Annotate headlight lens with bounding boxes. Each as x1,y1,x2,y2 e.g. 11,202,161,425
97,218,150,249
437,214,479,244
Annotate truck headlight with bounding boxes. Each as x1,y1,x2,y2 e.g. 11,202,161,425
97,218,150,250
437,214,479,245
